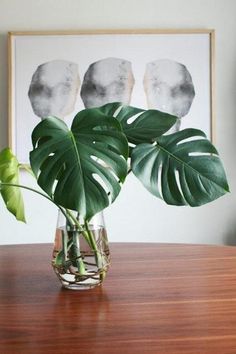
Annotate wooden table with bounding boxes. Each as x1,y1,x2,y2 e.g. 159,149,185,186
1,243,236,353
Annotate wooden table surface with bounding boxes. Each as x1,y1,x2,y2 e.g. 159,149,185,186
1,243,236,354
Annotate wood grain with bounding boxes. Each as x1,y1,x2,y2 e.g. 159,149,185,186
1,243,236,353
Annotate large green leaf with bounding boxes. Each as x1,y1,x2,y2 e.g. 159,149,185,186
131,129,229,206
30,107,129,220
0,148,25,222
99,102,177,146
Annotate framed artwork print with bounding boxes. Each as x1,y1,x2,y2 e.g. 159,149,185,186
8,29,215,164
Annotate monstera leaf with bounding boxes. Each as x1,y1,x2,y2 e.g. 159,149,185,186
0,148,25,221
30,107,129,220
99,102,177,146
131,129,229,206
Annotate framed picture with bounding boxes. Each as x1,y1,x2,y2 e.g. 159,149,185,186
8,29,215,163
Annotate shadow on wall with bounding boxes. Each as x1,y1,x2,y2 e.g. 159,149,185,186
0,32,8,149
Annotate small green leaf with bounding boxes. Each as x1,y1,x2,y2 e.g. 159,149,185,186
131,129,229,206
0,148,26,222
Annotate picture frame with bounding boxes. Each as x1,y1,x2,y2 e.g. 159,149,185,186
8,29,215,164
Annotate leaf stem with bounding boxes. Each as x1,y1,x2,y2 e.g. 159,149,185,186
84,220,103,270
65,209,92,246
71,230,86,275
0,182,70,225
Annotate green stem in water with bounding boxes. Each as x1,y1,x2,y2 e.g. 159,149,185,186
62,229,68,261
65,209,83,231
84,220,103,270
71,230,86,275
65,209,92,247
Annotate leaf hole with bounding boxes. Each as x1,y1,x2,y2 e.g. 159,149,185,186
90,155,98,162
157,164,164,199
90,155,108,168
177,136,205,145
188,152,216,157
174,169,186,200
92,173,111,201
113,105,123,117
129,142,136,148
108,168,120,183
127,112,143,125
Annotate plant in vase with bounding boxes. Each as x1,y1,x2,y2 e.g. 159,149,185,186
0,102,229,290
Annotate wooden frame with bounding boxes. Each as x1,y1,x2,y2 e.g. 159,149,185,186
8,29,215,163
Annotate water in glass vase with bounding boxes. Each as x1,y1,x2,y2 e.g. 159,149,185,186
52,211,110,290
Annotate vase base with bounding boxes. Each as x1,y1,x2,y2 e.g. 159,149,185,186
53,266,107,290
62,282,102,290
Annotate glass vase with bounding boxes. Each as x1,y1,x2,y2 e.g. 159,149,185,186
52,210,110,290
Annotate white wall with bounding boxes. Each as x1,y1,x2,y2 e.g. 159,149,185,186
0,0,235,245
